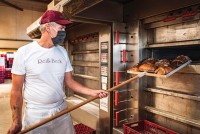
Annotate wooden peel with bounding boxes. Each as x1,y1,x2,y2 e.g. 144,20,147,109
18,73,145,134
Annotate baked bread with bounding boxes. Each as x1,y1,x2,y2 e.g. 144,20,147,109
139,63,157,72
171,55,190,67
138,58,158,72
155,59,170,67
142,58,158,64
175,55,190,63
129,64,140,72
155,66,174,75
171,60,185,67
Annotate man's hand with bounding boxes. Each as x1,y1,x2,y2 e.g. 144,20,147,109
65,72,109,99
7,121,22,134
90,90,109,99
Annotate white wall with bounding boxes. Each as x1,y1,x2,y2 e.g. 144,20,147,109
0,6,42,48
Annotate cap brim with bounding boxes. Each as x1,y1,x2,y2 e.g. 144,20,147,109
55,20,72,25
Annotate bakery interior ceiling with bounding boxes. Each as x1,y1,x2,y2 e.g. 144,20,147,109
0,0,52,12
63,0,134,22
23,0,134,39
0,0,134,13
111,0,134,4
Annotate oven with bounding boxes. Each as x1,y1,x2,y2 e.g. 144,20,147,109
132,3,200,134
64,2,200,134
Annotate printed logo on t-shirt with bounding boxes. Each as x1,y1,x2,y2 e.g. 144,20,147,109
38,58,62,64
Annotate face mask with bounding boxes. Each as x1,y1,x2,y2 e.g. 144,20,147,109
51,31,66,46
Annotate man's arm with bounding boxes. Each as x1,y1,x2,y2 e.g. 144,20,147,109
7,74,25,134
64,72,108,98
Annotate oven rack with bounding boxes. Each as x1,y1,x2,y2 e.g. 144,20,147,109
127,60,192,78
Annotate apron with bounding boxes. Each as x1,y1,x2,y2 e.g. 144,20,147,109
22,100,75,134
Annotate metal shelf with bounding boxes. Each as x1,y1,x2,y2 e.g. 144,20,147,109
72,61,99,67
146,88,200,102
114,43,137,45
145,106,200,128
145,40,200,48
72,49,99,55
144,12,200,29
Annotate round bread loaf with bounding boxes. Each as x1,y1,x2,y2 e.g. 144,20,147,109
155,66,174,75
171,55,190,67
139,63,157,72
175,55,190,63
155,59,170,67
138,58,158,72
171,59,184,67
142,58,158,64
129,64,140,72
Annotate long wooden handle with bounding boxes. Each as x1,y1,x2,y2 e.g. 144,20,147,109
18,73,144,134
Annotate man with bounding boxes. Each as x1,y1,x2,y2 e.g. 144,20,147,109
7,10,108,134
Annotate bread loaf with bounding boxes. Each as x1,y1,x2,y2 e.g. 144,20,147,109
139,63,157,72
155,59,170,67
155,66,174,75
129,64,140,72
175,55,190,63
171,60,184,67
142,58,158,64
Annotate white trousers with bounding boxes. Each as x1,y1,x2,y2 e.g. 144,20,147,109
22,100,75,134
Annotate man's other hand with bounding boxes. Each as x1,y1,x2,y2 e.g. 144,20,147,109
90,90,109,99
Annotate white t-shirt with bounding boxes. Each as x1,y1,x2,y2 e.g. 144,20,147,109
12,41,73,105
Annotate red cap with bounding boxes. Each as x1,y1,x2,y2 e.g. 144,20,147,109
39,10,72,25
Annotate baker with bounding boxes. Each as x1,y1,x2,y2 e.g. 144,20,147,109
7,10,108,134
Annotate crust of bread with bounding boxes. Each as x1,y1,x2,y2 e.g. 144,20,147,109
155,66,173,75
171,59,185,67
175,55,190,63
129,64,140,72
142,58,158,64
155,59,170,67
139,63,157,72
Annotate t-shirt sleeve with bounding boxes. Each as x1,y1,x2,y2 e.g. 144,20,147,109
57,46,73,72
65,51,73,72
11,49,26,75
